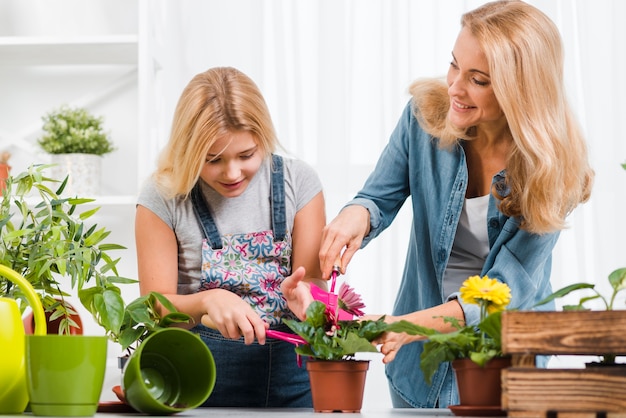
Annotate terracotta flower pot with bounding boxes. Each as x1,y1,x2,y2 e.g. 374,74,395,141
23,300,83,335
0,162,9,195
306,359,369,413
452,356,511,407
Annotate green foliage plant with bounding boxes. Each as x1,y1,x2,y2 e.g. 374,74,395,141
534,268,626,364
406,275,512,385
37,105,116,155
0,165,188,354
283,300,422,361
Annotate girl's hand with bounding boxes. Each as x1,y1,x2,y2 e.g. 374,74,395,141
201,289,269,345
281,266,314,321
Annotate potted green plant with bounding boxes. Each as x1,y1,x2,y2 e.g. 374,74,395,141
280,283,422,412
498,162,626,417
0,165,190,416
37,105,116,196
404,275,512,414
532,266,626,366
530,161,626,365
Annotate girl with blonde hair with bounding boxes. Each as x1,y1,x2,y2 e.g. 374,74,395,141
136,66,325,407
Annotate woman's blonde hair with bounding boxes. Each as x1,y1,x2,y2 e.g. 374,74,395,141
154,67,278,198
410,0,593,234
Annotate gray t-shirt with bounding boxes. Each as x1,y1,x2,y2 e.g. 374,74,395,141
137,155,323,294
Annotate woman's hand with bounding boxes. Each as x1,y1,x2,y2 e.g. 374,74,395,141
362,314,426,364
319,205,371,278
373,330,420,364
281,266,314,321
200,289,269,345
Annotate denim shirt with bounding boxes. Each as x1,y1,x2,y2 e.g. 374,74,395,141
347,101,558,408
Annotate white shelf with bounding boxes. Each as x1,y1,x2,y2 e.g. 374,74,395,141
0,35,138,66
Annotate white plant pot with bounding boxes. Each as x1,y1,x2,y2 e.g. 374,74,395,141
50,153,102,197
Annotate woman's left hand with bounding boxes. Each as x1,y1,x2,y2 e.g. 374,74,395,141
364,314,423,364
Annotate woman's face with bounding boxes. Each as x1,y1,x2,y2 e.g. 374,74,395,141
446,27,504,130
200,130,264,198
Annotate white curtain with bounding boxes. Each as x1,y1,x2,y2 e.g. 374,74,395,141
141,0,626,407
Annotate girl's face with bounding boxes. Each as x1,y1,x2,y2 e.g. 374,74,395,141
200,130,264,198
446,27,504,130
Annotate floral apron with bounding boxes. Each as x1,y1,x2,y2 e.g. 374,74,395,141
190,154,296,324
189,154,310,407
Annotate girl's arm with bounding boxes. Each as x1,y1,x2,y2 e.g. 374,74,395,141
290,191,326,283
135,205,267,345
282,191,326,320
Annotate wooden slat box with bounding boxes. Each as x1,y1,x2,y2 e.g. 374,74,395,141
501,311,626,418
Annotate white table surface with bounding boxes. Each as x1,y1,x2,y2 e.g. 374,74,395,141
12,408,457,418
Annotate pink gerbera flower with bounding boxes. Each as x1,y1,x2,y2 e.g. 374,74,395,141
337,282,366,317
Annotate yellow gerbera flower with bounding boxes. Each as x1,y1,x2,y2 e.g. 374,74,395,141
460,275,511,313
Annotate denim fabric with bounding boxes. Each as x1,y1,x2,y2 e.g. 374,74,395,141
194,324,312,407
347,101,559,408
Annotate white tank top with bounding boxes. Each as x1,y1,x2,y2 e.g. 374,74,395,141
442,194,490,298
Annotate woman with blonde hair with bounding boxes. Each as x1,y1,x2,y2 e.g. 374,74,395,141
136,66,325,407
312,0,593,408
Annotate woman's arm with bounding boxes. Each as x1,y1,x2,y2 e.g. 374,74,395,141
368,299,465,364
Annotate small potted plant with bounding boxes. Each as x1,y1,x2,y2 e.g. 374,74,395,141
532,266,626,366
407,275,512,415
530,161,626,365
37,105,116,196
498,162,626,417
281,283,422,412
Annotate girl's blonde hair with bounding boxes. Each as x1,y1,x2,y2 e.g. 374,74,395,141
410,0,593,234
154,67,278,198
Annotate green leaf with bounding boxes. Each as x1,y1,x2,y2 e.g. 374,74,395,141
478,311,502,342
420,341,458,385
119,327,145,351
338,332,379,355
160,312,193,327
469,349,499,367
78,206,100,221
94,289,125,335
608,268,626,292
533,282,595,308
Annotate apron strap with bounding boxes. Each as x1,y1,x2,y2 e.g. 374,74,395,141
270,154,286,241
191,183,223,249
191,154,287,249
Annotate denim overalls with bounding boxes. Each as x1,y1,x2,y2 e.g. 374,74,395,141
190,155,311,407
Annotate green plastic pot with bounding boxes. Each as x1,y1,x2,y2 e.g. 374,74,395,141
25,334,108,416
0,265,46,414
122,327,216,415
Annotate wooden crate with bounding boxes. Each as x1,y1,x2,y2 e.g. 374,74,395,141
501,311,626,418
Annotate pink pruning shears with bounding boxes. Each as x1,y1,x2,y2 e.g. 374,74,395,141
265,329,307,367
310,264,353,321
267,263,353,366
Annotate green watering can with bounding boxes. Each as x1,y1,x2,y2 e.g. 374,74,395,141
0,264,47,414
